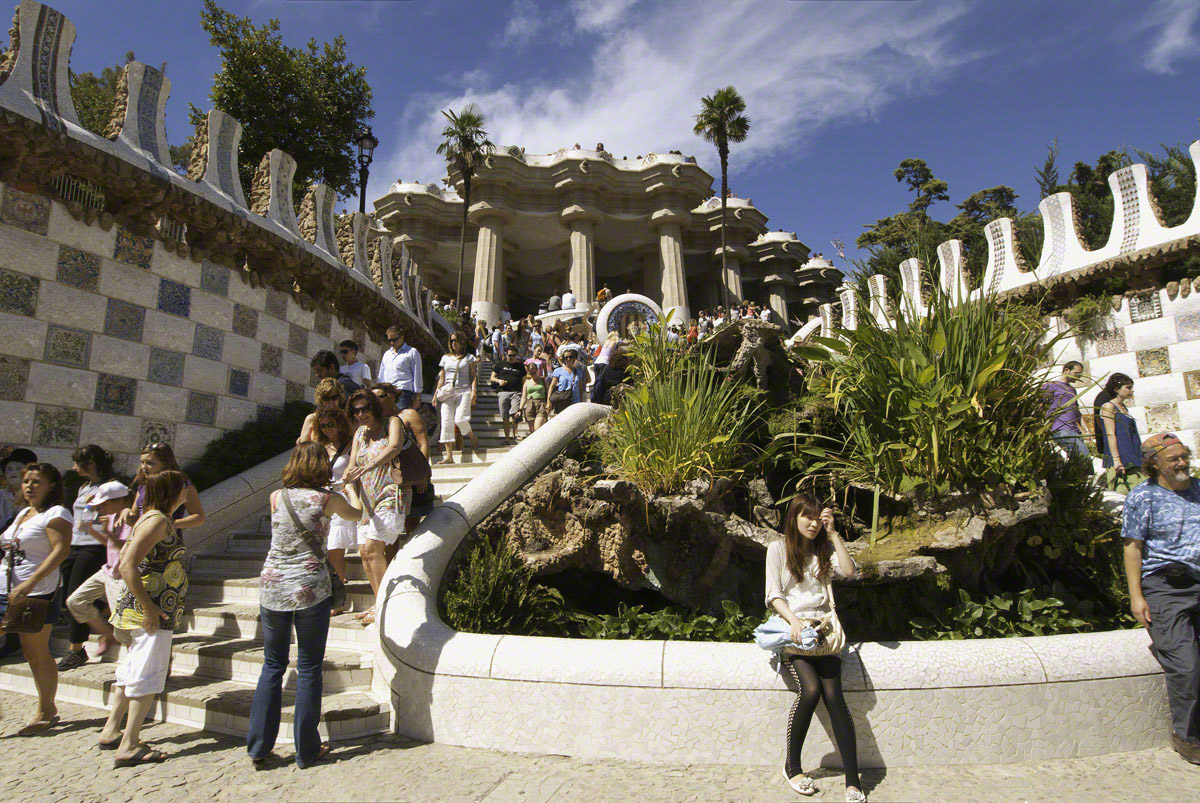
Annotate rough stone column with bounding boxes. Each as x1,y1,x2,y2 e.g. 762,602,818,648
471,215,505,326
767,281,789,327
724,254,744,305
652,213,690,325
567,219,596,309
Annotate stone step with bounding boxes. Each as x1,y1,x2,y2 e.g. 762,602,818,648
194,552,370,582
181,602,376,653
0,658,387,743
164,633,373,693
190,573,376,610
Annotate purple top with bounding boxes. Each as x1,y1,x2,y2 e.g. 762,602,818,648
1042,380,1080,433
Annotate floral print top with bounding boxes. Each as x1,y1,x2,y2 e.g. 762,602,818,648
259,488,331,612
110,510,188,632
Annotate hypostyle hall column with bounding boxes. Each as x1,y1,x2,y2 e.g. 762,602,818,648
469,205,513,327
651,209,690,325
766,278,790,327
562,206,601,309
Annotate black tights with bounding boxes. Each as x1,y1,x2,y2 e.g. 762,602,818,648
783,654,860,789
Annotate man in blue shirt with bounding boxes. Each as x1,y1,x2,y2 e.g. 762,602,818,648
378,326,423,410
1122,432,1200,764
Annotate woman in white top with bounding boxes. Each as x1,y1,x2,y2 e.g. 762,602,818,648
433,333,478,464
314,407,356,615
1,462,72,735
765,494,864,802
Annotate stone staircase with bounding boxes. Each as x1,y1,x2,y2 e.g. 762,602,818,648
0,360,516,743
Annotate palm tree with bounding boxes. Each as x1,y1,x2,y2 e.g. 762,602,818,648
693,86,751,312
436,104,495,308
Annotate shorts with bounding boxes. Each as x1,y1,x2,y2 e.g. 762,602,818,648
114,627,174,697
523,398,545,420
328,514,358,551
498,391,520,419
357,485,413,546
0,590,61,629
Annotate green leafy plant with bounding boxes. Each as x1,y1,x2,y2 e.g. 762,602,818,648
793,287,1066,521
600,316,763,496
1061,293,1113,340
910,585,1093,640
441,535,570,637
184,401,314,491
574,600,765,642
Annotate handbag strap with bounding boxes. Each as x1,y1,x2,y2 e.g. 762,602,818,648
280,489,330,563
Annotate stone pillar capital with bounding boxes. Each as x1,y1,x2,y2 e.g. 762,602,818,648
650,208,690,230
561,204,604,227
713,244,748,261
468,201,515,227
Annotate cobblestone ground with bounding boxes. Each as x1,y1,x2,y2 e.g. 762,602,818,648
1,691,1197,802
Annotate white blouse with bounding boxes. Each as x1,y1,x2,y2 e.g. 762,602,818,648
2,505,73,596
764,539,853,616
71,482,102,546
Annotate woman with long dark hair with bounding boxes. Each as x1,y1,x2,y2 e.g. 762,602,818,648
57,444,118,671
314,407,355,614
767,494,864,802
120,443,205,531
1,463,71,735
1098,372,1143,487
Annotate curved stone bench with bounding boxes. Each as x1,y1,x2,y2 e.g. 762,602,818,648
373,403,1167,766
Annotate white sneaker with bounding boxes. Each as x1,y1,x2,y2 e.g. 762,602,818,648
781,767,817,796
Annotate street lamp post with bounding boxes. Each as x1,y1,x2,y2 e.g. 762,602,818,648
356,127,379,215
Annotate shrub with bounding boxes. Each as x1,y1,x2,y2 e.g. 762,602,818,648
441,535,571,637
184,401,313,491
793,289,1066,507
574,600,765,642
910,585,1093,640
601,320,763,496
1061,293,1112,340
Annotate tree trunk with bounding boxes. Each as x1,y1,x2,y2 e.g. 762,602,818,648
457,173,470,309
719,143,729,312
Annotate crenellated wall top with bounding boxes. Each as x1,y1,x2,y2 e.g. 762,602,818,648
0,0,441,358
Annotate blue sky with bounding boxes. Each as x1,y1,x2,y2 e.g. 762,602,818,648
49,0,1200,269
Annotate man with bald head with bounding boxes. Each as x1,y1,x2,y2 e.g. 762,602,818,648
1123,433,1200,764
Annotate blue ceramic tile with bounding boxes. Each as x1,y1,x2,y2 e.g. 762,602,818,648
157,278,192,318
192,324,224,361
55,246,100,291
232,304,258,338
33,406,80,447
148,348,185,385
0,187,50,235
0,268,38,316
265,287,289,318
44,325,91,369
104,298,145,342
113,226,153,269
260,343,282,377
199,261,229,297
288,323,307,355
0,356,31,401
94,373,137,415
285,380,305,403
228,368,250,397
186,391,218,426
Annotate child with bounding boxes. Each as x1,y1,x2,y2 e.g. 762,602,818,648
338,340,372,388
766,494,864,802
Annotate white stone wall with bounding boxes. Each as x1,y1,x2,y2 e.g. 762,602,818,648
0,181,386,474
1048,285,1200,453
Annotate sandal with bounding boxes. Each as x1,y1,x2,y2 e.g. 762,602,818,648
357,610,376,626
113,745,168,767
353,606,374,622
17,715,60,736
298,742,331,768
781,767,817,796
846,788,867,803
98,736,121,750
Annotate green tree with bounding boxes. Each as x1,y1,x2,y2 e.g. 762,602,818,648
69,50,133,137
694,85,751,311
1065,150,1130,250
436,104,494,307
189,0,374,200
1034,137,1060,199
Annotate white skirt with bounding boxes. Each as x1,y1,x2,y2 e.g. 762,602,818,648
327,515,357,551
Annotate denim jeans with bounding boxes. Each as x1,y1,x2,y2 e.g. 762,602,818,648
1051,430,1090,461
395,389,415,411
246,596,331,767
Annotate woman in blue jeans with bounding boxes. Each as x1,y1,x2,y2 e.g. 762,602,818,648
247,442,361,767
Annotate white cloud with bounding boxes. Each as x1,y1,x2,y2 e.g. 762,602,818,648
570,0,640,33
383,0,976,189
1139,0,1200,74
502,0,546,49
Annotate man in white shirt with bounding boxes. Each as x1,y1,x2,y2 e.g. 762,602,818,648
337,340,372,387
378,326,423,410
760,306,773,322
499,305,512,324
562,288,577,311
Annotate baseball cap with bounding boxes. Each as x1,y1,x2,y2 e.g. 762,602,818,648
87,480,130,505
1141,432,1183,462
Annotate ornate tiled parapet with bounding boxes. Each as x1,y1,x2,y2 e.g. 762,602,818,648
0,0,79,135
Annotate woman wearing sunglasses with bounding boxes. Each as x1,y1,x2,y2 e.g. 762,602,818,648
432,333,479,465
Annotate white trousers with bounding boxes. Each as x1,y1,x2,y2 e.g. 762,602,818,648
438,390,473,444
65,568,132,646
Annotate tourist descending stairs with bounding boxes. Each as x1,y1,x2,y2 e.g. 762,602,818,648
0,360,518,742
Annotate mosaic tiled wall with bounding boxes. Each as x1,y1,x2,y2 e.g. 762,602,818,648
0,182,385,474
1050,286,1200,454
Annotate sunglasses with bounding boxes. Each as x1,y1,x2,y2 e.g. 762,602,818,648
351,405,371,414
387,336,402,343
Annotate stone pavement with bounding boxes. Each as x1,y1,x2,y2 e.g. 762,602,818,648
0,691,1196,802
